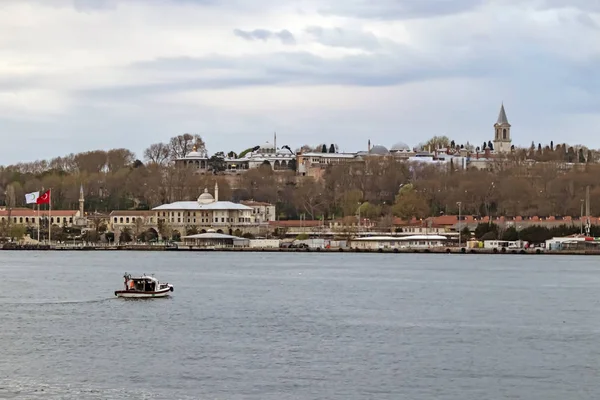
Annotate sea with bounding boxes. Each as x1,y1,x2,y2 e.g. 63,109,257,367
0,251,599,399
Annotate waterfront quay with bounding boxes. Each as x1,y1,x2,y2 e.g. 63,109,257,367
3,243,600,255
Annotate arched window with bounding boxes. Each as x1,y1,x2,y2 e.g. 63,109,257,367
502,128,507,139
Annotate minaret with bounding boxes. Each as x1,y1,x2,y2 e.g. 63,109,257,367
274,132,277,151
79,184,85,216
214,181,219,202
493,103,512,153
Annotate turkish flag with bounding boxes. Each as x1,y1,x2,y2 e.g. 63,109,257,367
37,190,50,204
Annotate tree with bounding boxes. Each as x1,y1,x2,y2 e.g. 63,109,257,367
119,228,133,243
74,150,107,173
321,144,327,153
460,226,471,243
209,152,227,173
83,229,100,243
106,148,136,172
169,133,206,159
294,178,326,219
587,150,593,163
391,184,428,220
157,218,172,241
423,136,451,150
9,224,26,241
501,226,519,241
133,217,146,239
474,223,498,239
143,142,171,166
328,144,336,153
578,148,586,163
488,141,494,151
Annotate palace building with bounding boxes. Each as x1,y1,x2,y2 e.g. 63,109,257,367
150,182,271,236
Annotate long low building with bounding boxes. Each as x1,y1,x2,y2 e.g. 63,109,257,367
349,235,449,250
0,208,82,227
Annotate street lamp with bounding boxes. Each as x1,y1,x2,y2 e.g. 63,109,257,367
457,201,462,248
580,199,584,234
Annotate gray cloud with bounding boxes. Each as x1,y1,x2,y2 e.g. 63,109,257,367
305,26,381,51
233,28,296,45
319,0,487,20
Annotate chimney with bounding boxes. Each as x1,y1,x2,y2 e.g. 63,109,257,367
214,181,219,202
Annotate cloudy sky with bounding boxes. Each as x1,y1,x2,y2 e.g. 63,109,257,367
0,0,598,164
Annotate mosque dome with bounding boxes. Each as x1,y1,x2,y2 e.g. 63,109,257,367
197,188,215,204
260,141,275,151
390,141,410,152
369,145,389,155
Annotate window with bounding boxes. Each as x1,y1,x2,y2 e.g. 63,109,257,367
114,217,117,223
221,218,225,223
177,218,181,223
19,217,23,223
70,217,73,223
214,218,218,223
126,217,130,223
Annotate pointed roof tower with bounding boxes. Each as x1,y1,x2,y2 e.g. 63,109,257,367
496,103,509,126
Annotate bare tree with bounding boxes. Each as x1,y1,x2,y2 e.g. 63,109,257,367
143,142,171,166
169,134,206,159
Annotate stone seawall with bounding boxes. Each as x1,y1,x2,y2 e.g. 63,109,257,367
2,243,600,255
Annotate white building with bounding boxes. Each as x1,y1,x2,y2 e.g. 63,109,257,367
225,140,296,172
152,182,262,236
349,235,449,250
240,200,276,223
174,145,210,173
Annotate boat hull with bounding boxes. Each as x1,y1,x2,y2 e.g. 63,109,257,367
114,286,173,298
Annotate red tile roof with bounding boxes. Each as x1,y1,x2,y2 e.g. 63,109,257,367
269,220,323,227
0,208,77,217
109,210,154,216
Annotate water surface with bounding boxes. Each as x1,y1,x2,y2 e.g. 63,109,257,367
0,252,599,399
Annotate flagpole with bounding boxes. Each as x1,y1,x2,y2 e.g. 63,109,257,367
48,188,52,244
37,203,40,242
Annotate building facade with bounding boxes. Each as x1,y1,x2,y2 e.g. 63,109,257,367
109,210,156,233
240,201,277,223
0,208,81,227
151,183,270,236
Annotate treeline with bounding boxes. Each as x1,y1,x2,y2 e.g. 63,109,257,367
1,136,600,222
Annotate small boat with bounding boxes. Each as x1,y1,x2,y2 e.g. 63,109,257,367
115,273,174,298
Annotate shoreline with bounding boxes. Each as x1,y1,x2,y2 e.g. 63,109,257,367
1,244,598,255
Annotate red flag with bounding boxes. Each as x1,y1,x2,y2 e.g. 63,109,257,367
37,190,50,204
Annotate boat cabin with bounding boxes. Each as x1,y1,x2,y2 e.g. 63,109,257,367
124,274,159,292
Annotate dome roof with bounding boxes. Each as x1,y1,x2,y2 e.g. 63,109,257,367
186,145,206,158
186,151,204,158
370,145,389,155
197,188,215,204
390,141,410,152
260,141,275,150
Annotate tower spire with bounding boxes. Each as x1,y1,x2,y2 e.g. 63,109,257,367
496,103,509,125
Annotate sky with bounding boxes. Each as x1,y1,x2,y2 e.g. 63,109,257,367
0,0,599,164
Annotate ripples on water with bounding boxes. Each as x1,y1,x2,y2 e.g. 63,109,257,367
1,252,600,399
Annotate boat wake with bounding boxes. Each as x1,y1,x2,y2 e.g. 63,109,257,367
0,378,196,400
0,298,115,305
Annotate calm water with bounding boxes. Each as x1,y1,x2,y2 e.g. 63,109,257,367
0,252,599,399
